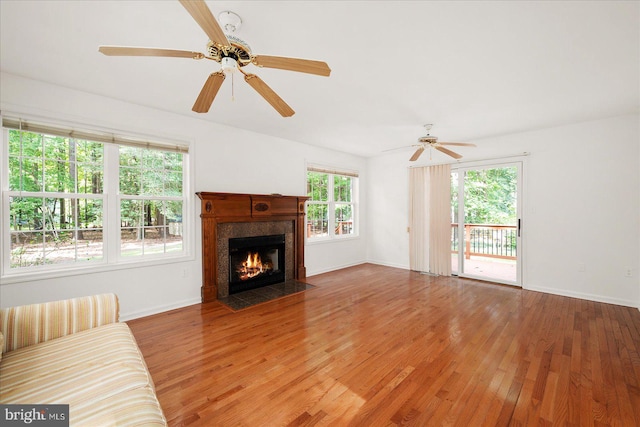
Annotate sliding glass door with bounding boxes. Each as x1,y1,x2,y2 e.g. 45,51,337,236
451,162,522,286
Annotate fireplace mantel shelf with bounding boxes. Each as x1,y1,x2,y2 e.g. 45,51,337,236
196,192,309,303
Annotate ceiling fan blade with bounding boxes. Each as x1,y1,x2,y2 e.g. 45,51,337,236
179,0,229,47
192,71,225,113
253,55,331,77
437,142,477,147
99,46,204,59
435,145,463,159
244,74,295,117
409,146,425,161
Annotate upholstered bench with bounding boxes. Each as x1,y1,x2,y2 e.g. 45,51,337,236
0,294,167,426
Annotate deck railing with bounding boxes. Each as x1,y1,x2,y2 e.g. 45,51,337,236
451,223,517,260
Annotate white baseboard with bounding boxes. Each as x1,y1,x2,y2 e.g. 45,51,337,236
525,284,639,309
307,260,411,278
366,260,411,270
306,260,368,278
121,297,201,321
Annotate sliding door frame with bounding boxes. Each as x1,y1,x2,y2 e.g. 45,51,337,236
452,157,526,287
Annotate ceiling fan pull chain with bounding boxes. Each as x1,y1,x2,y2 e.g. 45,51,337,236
231,72,235,101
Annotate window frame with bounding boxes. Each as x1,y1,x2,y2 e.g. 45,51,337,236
1,115,194,284
305,165,359,243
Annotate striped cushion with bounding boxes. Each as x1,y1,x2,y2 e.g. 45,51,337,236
0,322,166,426
73,387,168,426
0,293,119,353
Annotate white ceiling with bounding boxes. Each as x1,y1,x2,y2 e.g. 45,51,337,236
1,1,638,159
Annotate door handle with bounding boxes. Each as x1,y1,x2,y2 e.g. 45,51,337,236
517,219,521,237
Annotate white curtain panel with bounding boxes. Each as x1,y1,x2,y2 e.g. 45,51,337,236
428,164,452,276
409,167,429,272
409,164,452,275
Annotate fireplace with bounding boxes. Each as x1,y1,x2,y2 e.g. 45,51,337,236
196,192,309,302
229,234,285,294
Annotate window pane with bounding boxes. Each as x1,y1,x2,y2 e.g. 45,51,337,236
119,200,181,257
43,135,68,160
23,132,44,156
119,146,141,167
9,130,43,157
142,170,163,196
306,204,328,238
11,231,44,268
43,198,69,231
165,171,183,196
334,175,352,202
120,146,182,197
166,201,183,252
144,201,163,226
78,199,103,228
10,197,44,231
120,166,141,195
167,237,183,253
77,229,103,262
12,158,43,192
44,160,73,192
8,195,104,268
143,149,164,169
77,163,103,194
121,200,143,227
143,228,165,254
165,200,183,223
75,140,103,164
164,152,183,171
43,231,76,265
335,204,354,236
121,228,143,256
307,172,328,201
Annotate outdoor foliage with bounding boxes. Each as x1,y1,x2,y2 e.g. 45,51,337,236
8,131,104,233
452,167,518,225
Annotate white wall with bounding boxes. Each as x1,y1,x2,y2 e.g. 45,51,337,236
2,72,638,316
368,114,640,308
0,73,368,319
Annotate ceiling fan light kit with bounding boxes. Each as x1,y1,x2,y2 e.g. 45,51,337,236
220,56,238,73
98,0,331,117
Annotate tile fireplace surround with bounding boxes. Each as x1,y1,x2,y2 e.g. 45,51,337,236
196,192,309,303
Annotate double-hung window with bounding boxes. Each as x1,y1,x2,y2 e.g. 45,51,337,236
306,166,358,241
1,116,189,278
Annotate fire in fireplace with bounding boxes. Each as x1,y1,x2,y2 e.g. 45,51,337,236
228,234,285,294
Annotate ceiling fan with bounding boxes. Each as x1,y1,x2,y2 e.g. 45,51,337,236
403,124,476,161
98,0,331,117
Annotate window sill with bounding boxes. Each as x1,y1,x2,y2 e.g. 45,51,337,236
0,253,195,285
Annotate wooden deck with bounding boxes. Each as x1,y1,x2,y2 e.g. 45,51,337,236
452,253,518,283
127,264,640,426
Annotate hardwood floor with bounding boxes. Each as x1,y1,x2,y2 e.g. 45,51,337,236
127,264,640,426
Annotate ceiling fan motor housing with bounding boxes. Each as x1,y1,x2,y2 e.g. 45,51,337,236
207,35,252,67
419,136,438,144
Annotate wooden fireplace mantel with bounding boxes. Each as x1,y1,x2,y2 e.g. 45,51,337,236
196,192,309,303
